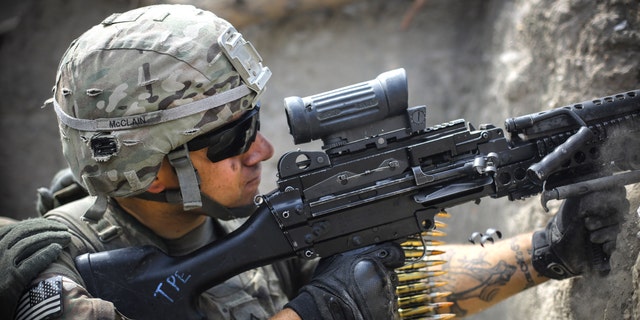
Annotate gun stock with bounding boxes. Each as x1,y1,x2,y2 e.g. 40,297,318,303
75,69,640,318
75,202,293,320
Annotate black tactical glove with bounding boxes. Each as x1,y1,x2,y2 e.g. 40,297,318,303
0,218,71,319
285,242,405,320
36,167,87,215
532,187,629,279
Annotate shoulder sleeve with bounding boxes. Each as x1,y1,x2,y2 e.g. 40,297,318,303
16,244,128,320
14,276,63,320
15,275,125,320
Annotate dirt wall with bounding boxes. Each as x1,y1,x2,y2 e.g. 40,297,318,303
489,1,640,319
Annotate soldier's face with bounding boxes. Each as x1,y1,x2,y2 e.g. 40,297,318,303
191,132,274,208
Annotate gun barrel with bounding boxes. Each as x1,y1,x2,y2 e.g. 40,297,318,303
540,170,640,211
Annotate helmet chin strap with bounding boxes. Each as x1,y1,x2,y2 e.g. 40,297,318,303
167,144,202,211
200,194,257,220
136,144,256,220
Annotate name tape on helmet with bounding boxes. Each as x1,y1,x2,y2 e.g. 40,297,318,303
52,84,252,132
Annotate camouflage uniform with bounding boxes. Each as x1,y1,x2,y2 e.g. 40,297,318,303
14,5,313,319
17,196,299,319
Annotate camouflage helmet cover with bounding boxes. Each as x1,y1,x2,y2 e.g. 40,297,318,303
52,4,270,198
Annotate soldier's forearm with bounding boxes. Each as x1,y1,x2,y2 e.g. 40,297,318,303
432,232,548,317
271,308,302,320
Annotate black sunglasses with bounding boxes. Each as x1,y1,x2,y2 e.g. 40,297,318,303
187,107,260,162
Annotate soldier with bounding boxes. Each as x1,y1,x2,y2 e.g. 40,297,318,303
0,4,628,320
0,5,402,319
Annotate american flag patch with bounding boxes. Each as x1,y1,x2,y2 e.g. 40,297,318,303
15,276,63,320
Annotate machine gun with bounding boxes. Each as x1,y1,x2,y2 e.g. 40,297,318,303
75,69,640,319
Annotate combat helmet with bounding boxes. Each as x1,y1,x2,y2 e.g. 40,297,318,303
49,4,271,218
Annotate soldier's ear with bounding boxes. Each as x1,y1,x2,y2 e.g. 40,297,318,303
148,157,178,194
146,178,166,194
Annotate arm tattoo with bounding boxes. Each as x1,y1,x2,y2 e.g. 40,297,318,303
437,249,516,316
511,239,536,289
